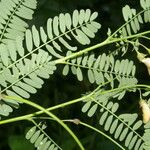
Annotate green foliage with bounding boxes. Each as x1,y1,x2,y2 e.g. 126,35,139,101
0,50,56,116
82,94,143,149
119,1,150,37
0,0,37,43
62,52,137,87
0,0,150,150
0,8,100,117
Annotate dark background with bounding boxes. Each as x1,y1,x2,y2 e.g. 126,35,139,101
0,0,147,150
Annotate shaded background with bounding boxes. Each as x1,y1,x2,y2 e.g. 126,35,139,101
0,0,147,150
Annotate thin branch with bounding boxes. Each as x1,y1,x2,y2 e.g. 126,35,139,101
3,95,85,150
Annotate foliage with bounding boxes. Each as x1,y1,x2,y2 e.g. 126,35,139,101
0,0,150,150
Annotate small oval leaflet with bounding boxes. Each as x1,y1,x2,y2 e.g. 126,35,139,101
87,104,98,117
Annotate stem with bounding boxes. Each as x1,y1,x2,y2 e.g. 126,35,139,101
0,96,85,125
0,82,105,125
0,84,149,148
79,121,125,150
30,117,126,149
32,117,126,150
31,119,62,150
3,95,84,150
0,84,149,126
54,39,109,64
54,30,150,64
140,35,150,41
92,99,143,141
97,84,150,96
109,9,148,38
126,40,149,53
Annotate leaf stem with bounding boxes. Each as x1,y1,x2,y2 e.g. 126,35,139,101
0,96,85,125
31,117,126,150
55,30,150,64
0,84,149,126
79,121,126,150
3,95,85,150
31,119,62,150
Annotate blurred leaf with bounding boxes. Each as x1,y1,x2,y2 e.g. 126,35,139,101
8,135,34,150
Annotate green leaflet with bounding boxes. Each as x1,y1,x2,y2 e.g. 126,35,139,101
99,111,108,125
73,10,79,27
59,37,77,51
47,18,53,39
17,82,37,94
88,53,94,68
125,132,134,147
74,29,90,45
133,121,143,130
40,27,47,43
87,104,98,117
59,13,66,33
65,13,71,29
110,119,119,134
114,123,124,139
35,134,44,147
140,0,150,9
111,103,119,113
62,65,69,76
16,5,34,20
46,45,63,58
12,85,30,98
119,128,129,141
82,101,92,113
7,40,17,61
81,26,95,38
134,139,142,150
99,53,107,70
53,16,59,36
129,135,138,149
23,78,42,89
76,67,83,81
88,69,95,83
0,44,9,66
104,115,113,131
25,29,33,52
122,5,132,21
84,9,91,22
82,55,88,66
90,12,98,21
0,101,13,116
32,25,40,47
15,36,25,57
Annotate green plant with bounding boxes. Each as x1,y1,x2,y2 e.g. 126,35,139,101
0,0,150,149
